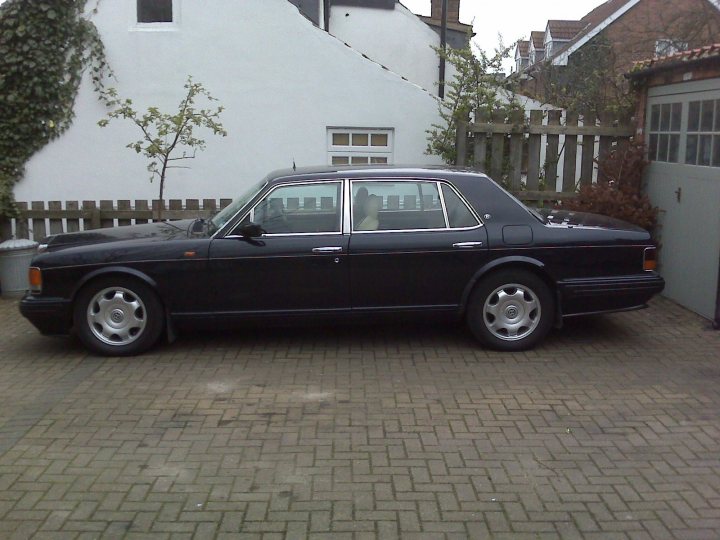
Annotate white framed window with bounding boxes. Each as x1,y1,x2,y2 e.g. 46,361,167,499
685,99,720,168
648,102,682,163
327,128,394,166
132,0,180,30
655,39,688,57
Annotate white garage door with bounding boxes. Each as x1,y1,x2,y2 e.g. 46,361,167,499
645,78,720,322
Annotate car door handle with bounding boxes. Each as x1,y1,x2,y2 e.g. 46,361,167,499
452,242,484,249
312,247,343,254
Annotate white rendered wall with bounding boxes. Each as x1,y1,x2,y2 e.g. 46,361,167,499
16,0,443,203
329,3,447,94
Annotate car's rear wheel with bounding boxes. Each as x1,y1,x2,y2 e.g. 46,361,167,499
467,269,554,351
73,277,164,356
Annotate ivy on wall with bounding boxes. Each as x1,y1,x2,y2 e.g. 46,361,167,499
0,0,110,218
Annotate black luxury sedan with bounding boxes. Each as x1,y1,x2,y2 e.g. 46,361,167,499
20,166,664,356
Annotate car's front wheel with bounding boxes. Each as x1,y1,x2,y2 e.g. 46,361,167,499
467,269,554,351
73,277,164,356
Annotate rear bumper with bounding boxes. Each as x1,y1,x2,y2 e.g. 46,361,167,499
558,272,665,316
19,295,72,335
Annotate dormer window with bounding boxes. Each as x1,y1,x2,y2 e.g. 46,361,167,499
655,39,688,57
137,0,173,24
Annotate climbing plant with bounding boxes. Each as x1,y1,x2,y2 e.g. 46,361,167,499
426,39,524,167
0,0,110,217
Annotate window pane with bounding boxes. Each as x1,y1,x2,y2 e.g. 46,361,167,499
688,101,700,132
352,181,445,231
371,134,389,147
701,100,715,132
252,183,341,234
658,134,669,161
332,133,350,146
650,105,660,132
370,156,388,164
331,156,349,165
442,184,479,228
686,135,698,164
716,100,720,131
648,134,658,161
137,0,173,23
352,133,369,146
699,135,712,166
351,156,369,164
668,134,679,163
713,136,720,167
660,103,671,131
670,103,681,132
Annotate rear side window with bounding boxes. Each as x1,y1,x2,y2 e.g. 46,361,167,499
441,184,479,228
352,181,445,231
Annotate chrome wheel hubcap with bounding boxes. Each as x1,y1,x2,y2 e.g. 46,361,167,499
483,283,541,341
87,287,147,346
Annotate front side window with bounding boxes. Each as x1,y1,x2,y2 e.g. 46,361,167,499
351,180,447,232
686,99,720,167
648,102,682,163
239,182,342,235
137,0,173,23
328,128,393,166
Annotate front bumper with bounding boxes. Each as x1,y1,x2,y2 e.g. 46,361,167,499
558,272,665,316
19,294,72,335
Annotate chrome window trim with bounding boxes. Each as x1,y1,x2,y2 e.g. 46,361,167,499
342,178,351,235
349,177,483,234
436,180,450,228
217,179,344,239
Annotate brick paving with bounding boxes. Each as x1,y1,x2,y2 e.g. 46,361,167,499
0,296,719,539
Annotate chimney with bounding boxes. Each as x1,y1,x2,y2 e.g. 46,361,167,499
431,0,460,22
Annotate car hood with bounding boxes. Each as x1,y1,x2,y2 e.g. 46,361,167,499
540,209,647,233
41,219,199,251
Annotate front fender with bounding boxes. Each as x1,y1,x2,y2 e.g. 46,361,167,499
70,266,159,301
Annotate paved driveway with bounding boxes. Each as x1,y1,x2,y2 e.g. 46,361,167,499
0,296,719,540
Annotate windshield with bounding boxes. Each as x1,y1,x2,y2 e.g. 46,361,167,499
209,179,267,233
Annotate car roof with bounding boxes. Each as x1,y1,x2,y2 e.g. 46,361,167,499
265,165,488,185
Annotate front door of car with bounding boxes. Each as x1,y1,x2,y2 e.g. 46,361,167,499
348,179,488,311
208,181,350,315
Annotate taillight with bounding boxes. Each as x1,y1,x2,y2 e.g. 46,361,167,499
643,247,657,271
28,267,42,293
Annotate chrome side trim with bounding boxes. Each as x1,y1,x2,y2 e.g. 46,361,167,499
343,178,351,235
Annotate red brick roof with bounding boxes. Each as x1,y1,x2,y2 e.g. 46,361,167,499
546,20,586,40
581,0,635,26
628,43,720,76
530,31,545,49
516,40,530,57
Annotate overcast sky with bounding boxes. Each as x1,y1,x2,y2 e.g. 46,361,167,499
400,0,607,71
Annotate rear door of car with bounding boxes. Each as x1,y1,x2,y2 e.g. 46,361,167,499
208,180,350,315
348,178,489,312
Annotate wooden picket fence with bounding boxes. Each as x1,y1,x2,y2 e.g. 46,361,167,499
455,109,635,203
1,199,232,242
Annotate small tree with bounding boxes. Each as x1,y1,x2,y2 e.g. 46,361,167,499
99,76,227,220
426,39,523,167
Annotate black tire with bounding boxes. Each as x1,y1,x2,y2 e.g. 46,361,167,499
467,269,554,351
73,276,164,356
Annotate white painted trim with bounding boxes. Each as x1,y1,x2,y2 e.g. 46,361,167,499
551,0,642,66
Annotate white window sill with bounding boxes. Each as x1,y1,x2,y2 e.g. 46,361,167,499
130,23,179,32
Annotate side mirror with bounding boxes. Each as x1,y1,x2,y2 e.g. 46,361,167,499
190,219,206,235
238,223,265,238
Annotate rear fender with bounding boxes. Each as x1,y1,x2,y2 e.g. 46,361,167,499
459,256,551,313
